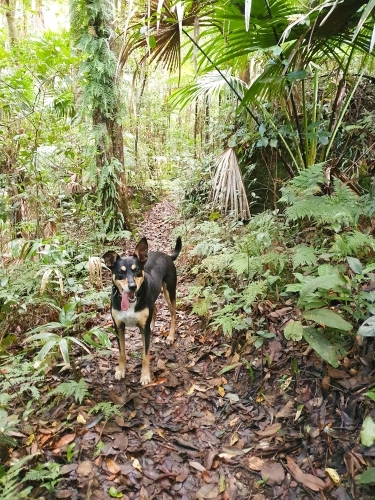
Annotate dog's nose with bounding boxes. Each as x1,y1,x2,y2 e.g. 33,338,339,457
128,283,137,292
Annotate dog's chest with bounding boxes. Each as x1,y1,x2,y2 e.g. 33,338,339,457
112,303,149,327
112,302,140,327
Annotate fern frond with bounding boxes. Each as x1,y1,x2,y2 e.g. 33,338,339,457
331,231,375,257
200,253,231,273
89,402,122,420
292,244,318,269
49,379,89,404
230,254,262,278
242,280,267,305
192,296,214,316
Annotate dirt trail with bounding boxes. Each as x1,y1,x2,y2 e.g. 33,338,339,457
56,200,370,500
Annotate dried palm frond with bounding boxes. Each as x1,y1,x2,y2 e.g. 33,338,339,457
88,256,103,288
210,148,251,220
39,268,64,295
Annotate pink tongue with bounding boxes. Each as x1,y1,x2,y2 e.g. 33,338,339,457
121,291,130,311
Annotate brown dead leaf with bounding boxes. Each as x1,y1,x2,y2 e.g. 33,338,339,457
141,377,167,388
286,456,325,491
275,400,295,418
196,483,219,499
247,456,265,471
76,460,94,477
106,458,120,474
112,433,128,451
189,461,206,472
157,358,167,370
260,461,285,485
327,366,350,379
53,433,76,451
256,423,282,437
321,376,331,391
139,485,150,500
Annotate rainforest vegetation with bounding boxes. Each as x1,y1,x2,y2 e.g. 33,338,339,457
1,0,375,498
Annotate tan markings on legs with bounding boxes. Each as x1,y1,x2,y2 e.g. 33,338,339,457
115,328,126,380
151,305,157,331
140,333,151,385
162,283,176,344
137,307,149,329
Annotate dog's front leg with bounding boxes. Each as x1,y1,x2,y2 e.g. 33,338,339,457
115,323,126,380
139,325,151,385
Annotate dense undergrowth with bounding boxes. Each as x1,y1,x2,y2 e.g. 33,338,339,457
1,165,375,496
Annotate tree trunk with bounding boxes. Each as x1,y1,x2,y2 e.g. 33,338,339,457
2,0,18,47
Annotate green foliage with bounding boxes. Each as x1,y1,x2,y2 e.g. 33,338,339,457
0,456,33,500
360,415,375,447
26,301,91,370
23,462,61,492
292,244,317,269
49,379,89,404
89,402,122,421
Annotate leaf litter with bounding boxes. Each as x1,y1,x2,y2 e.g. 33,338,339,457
6,199,375,499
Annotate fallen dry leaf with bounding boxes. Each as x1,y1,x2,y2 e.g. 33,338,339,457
141,377,167,388
256,423,282,437
189,461,206,472
286,456,325,491
106,458,120,474
260,460,285,485
248,456,265,471
76,460,94,477
275,400,295,418
53,433,76,451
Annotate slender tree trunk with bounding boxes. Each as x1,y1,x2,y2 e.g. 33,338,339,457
2,0,18,47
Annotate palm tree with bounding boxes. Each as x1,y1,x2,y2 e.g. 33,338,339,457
121,0,375,211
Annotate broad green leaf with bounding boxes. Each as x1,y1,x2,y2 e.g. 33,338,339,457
59,338,70,366
358,316,375,337
347,256,363,274
35,339,60,360
108,486,123,498
28,331,62,341
284,320,304,341
298,274,345,307
364,390,375,402
59,302,77,327
357,467,375,485
302,327,339,367
218,362,242,375
303,308,352,331
317,264,336,276
67,336,91,353
360,415,375,447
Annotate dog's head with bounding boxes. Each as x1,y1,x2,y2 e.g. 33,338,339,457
101,238,148,311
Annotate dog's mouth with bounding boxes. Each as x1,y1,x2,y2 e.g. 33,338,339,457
121,290,136,311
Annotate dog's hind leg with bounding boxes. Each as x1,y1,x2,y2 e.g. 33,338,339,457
162,282,177,344
150,305,157,331
139,310,152,385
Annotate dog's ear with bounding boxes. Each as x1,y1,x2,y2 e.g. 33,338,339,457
101,251,119,269
134,237,148,264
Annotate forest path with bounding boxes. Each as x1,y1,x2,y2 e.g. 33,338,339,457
56,199,367,500
57,199,258,500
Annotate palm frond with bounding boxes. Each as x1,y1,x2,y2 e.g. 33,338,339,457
170,69,247,109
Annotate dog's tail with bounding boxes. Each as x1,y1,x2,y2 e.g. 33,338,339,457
170,236,182,261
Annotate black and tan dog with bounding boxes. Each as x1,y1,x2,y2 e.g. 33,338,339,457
102,237,182,385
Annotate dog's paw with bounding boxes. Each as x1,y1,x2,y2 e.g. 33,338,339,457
140,371,151,385
115,366,126,380
165,334,175,345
